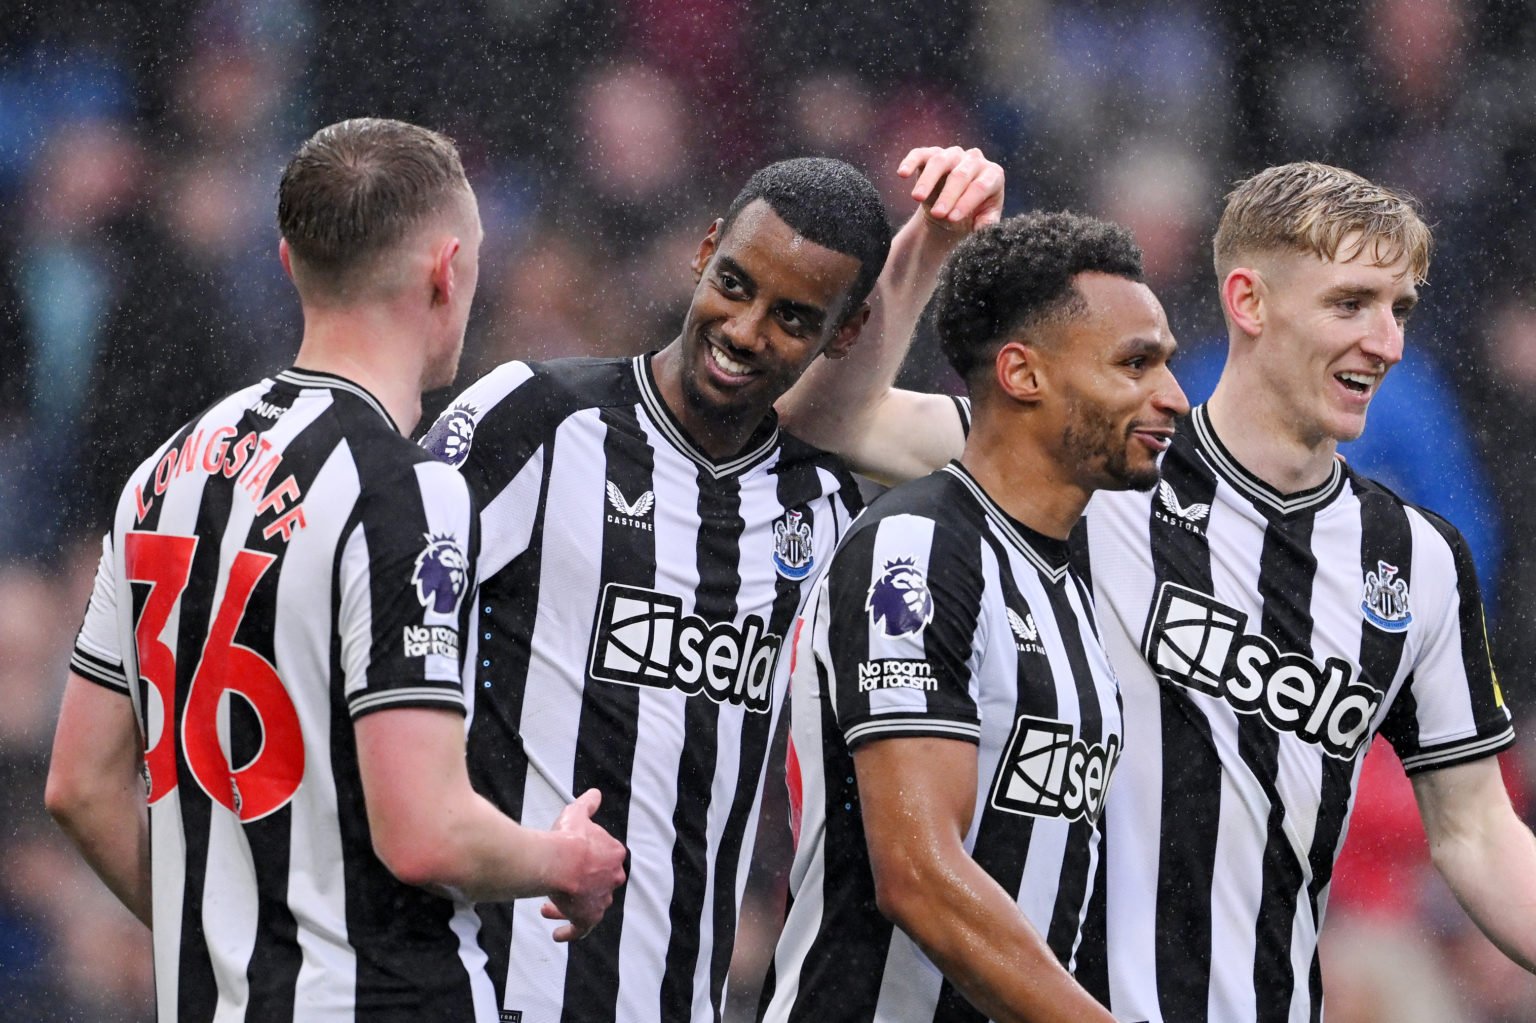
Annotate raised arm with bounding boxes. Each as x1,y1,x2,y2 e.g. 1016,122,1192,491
1413,756,1536,971
45,671,152,927
776,145,996,484
357,707,626,941
856,735,1116,1022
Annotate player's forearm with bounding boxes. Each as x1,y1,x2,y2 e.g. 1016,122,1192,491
777,210,962,448
376,788,577,903
875,853,1115,1023
45,773,152,926
1431,804,1536,972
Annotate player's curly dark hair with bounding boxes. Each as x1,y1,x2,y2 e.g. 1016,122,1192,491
933,211,1144,385
721,157,892,318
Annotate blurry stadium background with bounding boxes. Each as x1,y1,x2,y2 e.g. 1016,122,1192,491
3,0,1536,1018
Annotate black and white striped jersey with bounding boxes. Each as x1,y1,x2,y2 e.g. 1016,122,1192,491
1071,403,1513,1023
421,354,861,1023
69,368,495,1022
762,463,1123,1022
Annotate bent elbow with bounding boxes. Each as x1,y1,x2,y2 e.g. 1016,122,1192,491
871,857,932,932
44,765,90,831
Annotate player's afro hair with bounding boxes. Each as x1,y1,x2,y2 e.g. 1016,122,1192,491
720,157,892,317
933,211,1145,384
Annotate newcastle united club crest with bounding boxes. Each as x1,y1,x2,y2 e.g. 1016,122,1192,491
772,509,815,581
1361,559,1412,633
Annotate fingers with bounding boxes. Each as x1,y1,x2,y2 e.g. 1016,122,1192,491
896,145,1006,228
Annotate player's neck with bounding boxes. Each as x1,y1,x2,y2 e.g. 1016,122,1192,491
1205,379,1338,494
293,305,427,435
651,343,768,460
960,422,1087,541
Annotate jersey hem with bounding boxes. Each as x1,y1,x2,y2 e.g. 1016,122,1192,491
844,716,982,748
349,688,469,719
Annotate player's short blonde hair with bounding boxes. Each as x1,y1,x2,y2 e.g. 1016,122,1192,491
1212,162,1431,284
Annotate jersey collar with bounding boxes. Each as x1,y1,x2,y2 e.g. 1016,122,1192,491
941,462,1071,583
633,354,781,479
276,368,399,433
1189,403,1345,516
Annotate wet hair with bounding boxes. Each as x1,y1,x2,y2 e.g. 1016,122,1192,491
277,117,469,296
719,157,891,317
933,210,1144,385
1213,162,1431,283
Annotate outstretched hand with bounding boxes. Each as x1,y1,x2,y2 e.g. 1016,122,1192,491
543,788,628,943
897,146,1006,234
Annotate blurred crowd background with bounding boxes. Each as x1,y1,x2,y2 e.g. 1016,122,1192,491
4,0,1536,1019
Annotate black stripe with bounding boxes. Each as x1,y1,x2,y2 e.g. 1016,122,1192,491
704,457,832,1015
1042,572,1105,963
787,534,892,1022
469,451,555,999
934,515,1043,1023
1247,512,1317,1023
561,404,656,1023
170,411,249,1018
787,656,893,1022
1145,437,1222,1023
659,466,741,1022
1302,486,1412,1019
1418,506,1506,733
329,394,478,1019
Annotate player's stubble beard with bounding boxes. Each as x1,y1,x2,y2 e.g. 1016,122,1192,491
1062,399,1162,493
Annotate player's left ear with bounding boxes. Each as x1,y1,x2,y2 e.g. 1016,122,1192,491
278,238,295,281
823,303,871,361
431,236,462,308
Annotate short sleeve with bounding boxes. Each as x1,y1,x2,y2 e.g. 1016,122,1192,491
337,460,480,719
1382,511,1514,774
70,533,130,695
822,513,986,749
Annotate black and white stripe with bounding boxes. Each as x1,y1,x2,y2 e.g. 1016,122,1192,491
71,368,494,1021
1078,404,1513,1023
422,354,860,1023
762,463,1122,1022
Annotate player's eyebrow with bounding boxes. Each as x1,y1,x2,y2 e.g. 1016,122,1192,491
716,256,756,292
1117,335,1177,360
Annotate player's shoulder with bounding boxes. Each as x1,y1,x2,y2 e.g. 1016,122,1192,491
1343,463,1470,550
774,426,861,493
847,467,979,543
423,356,639,466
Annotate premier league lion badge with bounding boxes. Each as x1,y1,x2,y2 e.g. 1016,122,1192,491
866,557,935,637
424,402,478,468
413,533,468,615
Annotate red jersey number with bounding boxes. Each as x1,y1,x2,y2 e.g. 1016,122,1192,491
124,532,305,820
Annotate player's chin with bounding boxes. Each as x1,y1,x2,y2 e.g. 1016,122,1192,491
1101,460,1162,494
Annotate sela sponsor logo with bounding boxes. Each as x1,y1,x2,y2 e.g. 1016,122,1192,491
402,624,459,659
424,401,479,468
772,509,815,581
1155,479,1210,533
412,533,468,614
1361,559,1413,633
588,582,778,712
856,658,936,693
1145,582,1382,759
990,715,1120,824
606,481,655,531
866,557,934,637
1006,607,1046,656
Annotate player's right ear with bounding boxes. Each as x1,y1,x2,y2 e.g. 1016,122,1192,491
690,219,725,282
1221,267,1265,339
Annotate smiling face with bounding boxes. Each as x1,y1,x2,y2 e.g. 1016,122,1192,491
1037,272,1188,492
1249,236,1417,447
656,200,865,457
